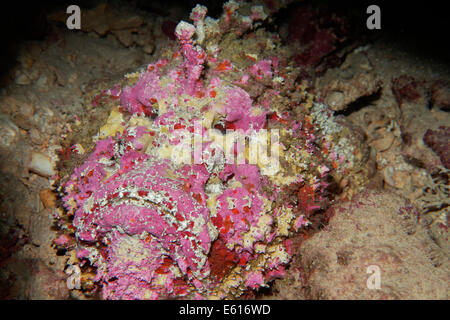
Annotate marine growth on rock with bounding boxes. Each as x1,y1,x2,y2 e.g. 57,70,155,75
60,1,367,300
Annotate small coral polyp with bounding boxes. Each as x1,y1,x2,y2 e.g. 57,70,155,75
62,2,354,299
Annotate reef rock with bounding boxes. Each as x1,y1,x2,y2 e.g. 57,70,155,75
271,191,448,300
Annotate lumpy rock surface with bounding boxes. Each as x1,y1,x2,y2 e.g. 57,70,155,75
62,2,362,299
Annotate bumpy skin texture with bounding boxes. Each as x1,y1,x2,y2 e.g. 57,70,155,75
62,1,362,300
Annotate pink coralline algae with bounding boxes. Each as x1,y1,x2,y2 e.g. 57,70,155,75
249,59,273,79
61,1,360,300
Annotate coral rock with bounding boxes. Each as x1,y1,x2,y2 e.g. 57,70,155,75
60,1,366,300
28,151,56,177
423,126,450,169
272,191,448,299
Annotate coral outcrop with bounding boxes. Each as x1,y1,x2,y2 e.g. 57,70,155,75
58,1,369,299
